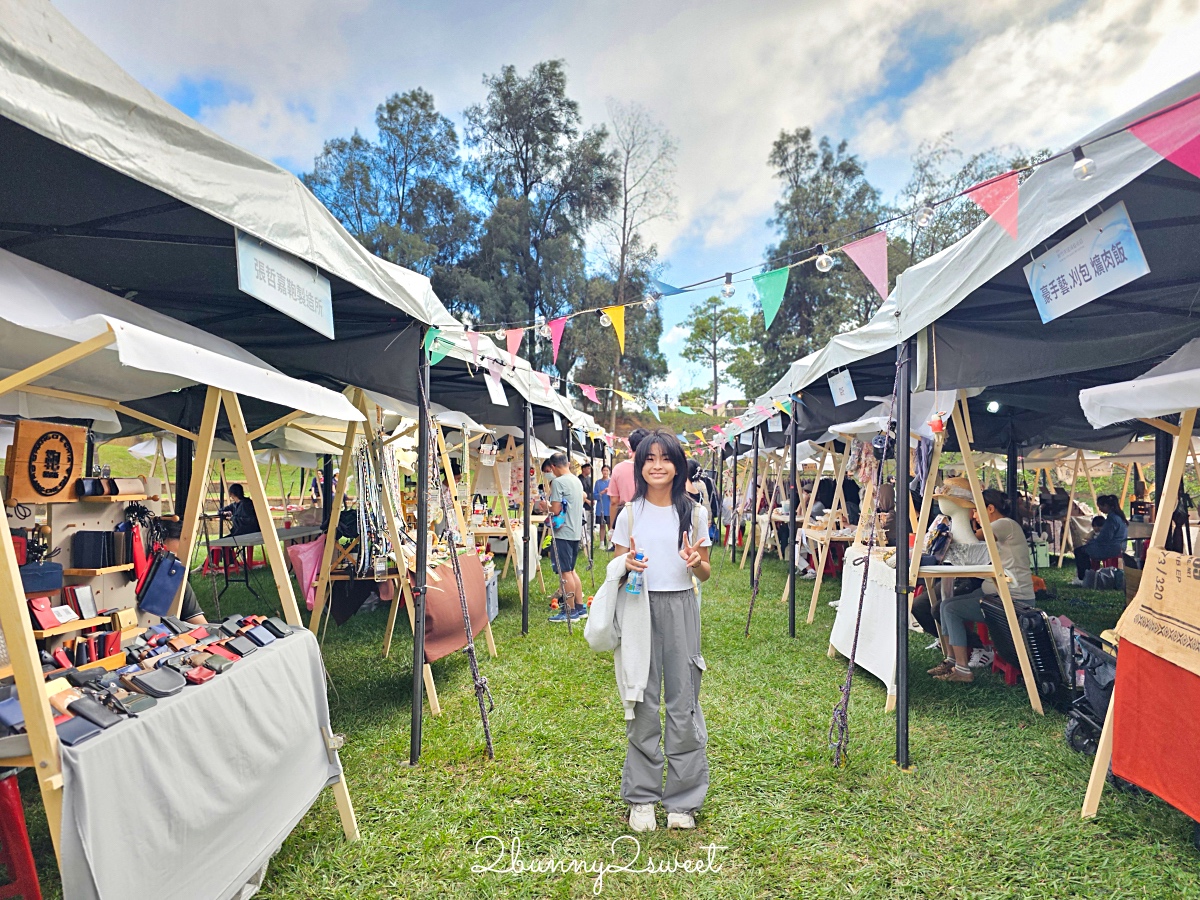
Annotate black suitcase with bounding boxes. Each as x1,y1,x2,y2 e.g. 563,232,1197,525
981,596,1069,708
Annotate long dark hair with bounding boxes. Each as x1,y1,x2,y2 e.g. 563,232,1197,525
633,430,695,549
1099,494,1127,524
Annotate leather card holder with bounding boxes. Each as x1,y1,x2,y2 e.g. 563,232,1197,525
263,617,293,638
167,634,197,651
225,636,257,657
127,666,186,698
56,715,102,746
185,666,215,685
67,695,122,729
246,625,275,647
207,643,239,661
203,655,233,673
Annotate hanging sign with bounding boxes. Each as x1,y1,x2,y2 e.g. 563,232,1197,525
235,230,334,339
484,365,508,407
768,416,784,433
1024,201,1149,324
552,411,562,430
829,369,857,407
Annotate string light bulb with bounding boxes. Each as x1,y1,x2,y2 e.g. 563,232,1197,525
1072,146,1096,181
986,400,1001,414
600,311,613,327
815,247,833,273
720,273,735,298
915,204,935,228
642,291,659,311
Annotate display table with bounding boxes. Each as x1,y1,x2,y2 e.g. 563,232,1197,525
829,546,896,709
58,628,344,900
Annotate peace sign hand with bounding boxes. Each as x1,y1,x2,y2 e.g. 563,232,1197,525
625,536,649,573
679,532,703,569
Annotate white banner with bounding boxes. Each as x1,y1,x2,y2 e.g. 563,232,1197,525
235,230,334,338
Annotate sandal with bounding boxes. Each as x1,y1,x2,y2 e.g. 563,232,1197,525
926,660,955,676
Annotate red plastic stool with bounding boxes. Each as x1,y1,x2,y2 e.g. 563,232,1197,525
0,773,42,900
974,623,1022,686
1089,556,1121,570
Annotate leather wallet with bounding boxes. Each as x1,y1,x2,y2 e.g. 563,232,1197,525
224,636,257,657
49,687,84,716
161,616,190,635
0,696,25,732
219,615,243,637
64,668,104,688
68,696,122,729
207,643,239,662
185,666,215,685
185,652,213,667
75,478,106,497
167,634,197,651
186,627,209,641
263,617,293,638
125,667,186,698
52,648,74,669
245,625,275,647
203,655,234,674
56,715,102,746
124,694,157,714
28,595,60,630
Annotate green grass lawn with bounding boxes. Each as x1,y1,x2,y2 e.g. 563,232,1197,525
19,544,1200,898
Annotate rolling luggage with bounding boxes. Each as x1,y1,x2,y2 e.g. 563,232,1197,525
981,596,1069,709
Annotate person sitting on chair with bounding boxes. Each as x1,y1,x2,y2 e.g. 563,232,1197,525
1070,495,1128,586
221,484,258,537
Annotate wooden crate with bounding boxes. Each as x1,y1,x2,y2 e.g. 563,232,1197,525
3,420,87,505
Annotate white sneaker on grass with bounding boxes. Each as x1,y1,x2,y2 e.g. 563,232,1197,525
629,803,657,832
1069,577,1085,586
666,812,696,829
967,647,994,669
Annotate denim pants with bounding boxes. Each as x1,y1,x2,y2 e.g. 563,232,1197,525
939,588,988,649
621,588,709,814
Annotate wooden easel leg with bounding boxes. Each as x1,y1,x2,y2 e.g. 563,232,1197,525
331,775,360,840
310,421,358,635
1082,693,1115,818
827,642,838,658
1056,452,1082,568
171,386,220,617
382,583,402,659
224,391,304,626
806,538,831,624
884,693,897,713
483,622,498,657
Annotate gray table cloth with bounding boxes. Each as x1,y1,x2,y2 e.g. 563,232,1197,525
60,628,343,900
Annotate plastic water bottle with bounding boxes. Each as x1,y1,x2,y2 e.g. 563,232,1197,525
625,552,646,594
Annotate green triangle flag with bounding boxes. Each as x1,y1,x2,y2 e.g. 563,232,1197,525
423,327,448,365
753,266,791,330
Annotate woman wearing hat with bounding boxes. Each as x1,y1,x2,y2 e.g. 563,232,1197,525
928,484,1035,684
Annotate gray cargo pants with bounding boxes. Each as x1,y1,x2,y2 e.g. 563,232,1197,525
620,588,709,814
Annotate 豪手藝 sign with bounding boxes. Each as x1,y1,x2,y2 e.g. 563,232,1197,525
1024,201,1149,324
235,230,335,339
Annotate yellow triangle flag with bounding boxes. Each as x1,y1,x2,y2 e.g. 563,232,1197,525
694,431,705,440
773,400,790,415
603,305,626,353
614,389,635,402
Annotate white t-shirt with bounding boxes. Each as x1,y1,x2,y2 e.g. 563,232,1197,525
612,498,711,592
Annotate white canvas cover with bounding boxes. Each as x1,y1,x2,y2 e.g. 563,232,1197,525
0,0,438,326
1081,337,1200,427
0,247,362,421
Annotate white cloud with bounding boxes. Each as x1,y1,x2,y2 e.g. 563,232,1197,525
661,324,688,348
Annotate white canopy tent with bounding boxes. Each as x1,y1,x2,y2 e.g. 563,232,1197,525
1082,337,1200,428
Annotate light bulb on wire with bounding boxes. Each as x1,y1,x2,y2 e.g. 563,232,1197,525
915,204,935,228
815,247,833,273
642,291,659,311
1072,146,1096,181
600,311,613,327
720,272,735,298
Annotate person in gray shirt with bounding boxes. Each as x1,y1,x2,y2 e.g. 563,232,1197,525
547,453,586,622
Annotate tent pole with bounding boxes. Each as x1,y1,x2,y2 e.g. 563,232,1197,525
1155,428,1171,508
411,343,431,766
522,400,532,635
788,399,799,638
1006,437,1019,523
729,447,738,562
749,427,760,584
895,339,912,770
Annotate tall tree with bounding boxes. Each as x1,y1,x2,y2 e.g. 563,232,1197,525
594,100,677,429
302,88,474,302
681,295,749,406
463,60,618,368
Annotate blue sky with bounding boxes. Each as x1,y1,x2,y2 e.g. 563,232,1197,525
55,0,1200,401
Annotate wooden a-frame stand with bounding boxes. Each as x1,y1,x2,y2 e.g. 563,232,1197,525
805,439,853,624
778,442,832,605
1082,407,1198,818
0,349,359,866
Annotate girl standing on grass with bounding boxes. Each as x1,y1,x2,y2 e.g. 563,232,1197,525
611,430,712,832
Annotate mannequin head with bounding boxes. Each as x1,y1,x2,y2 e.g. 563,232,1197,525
934,477,981,543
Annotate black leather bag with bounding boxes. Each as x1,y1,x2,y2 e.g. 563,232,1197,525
75,478,106,498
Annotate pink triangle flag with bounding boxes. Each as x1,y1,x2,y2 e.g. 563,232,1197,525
487,361,502,382
505,328,524,358
580,384,599,403
841,231,889,301
535,372,551,393
1130,93,1200,179
548,318,567,364
966,171,1020,239
466,331,480,365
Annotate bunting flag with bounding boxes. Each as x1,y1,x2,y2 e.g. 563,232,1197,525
534,372,551,393
1129,94,1200,179
603,305,626,353
841,231,889,301
466,330,480,365
652,278,687,296
423,327,448,365
752,266,791,330
772,400,791,415
614,389,635,402
677,405,695,415
548,317,567,364
506,328,524,358
966,171,1020,239
647,399,661,422
694,431,706,440
580,384,599,404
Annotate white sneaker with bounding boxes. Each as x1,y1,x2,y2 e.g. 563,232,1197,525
800,571,817,580
924,639,941,651
1069,578,1085,586
967,647,994,669
666,812,696,829
827,600,840,609
629,803,657,832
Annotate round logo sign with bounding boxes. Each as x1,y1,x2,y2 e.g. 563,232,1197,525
28,431,76,497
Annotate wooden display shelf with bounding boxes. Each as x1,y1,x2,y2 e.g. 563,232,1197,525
917,565,1014,582
31,615,110,638
80,493,147,503
63,563,135,576
80,652,131,673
